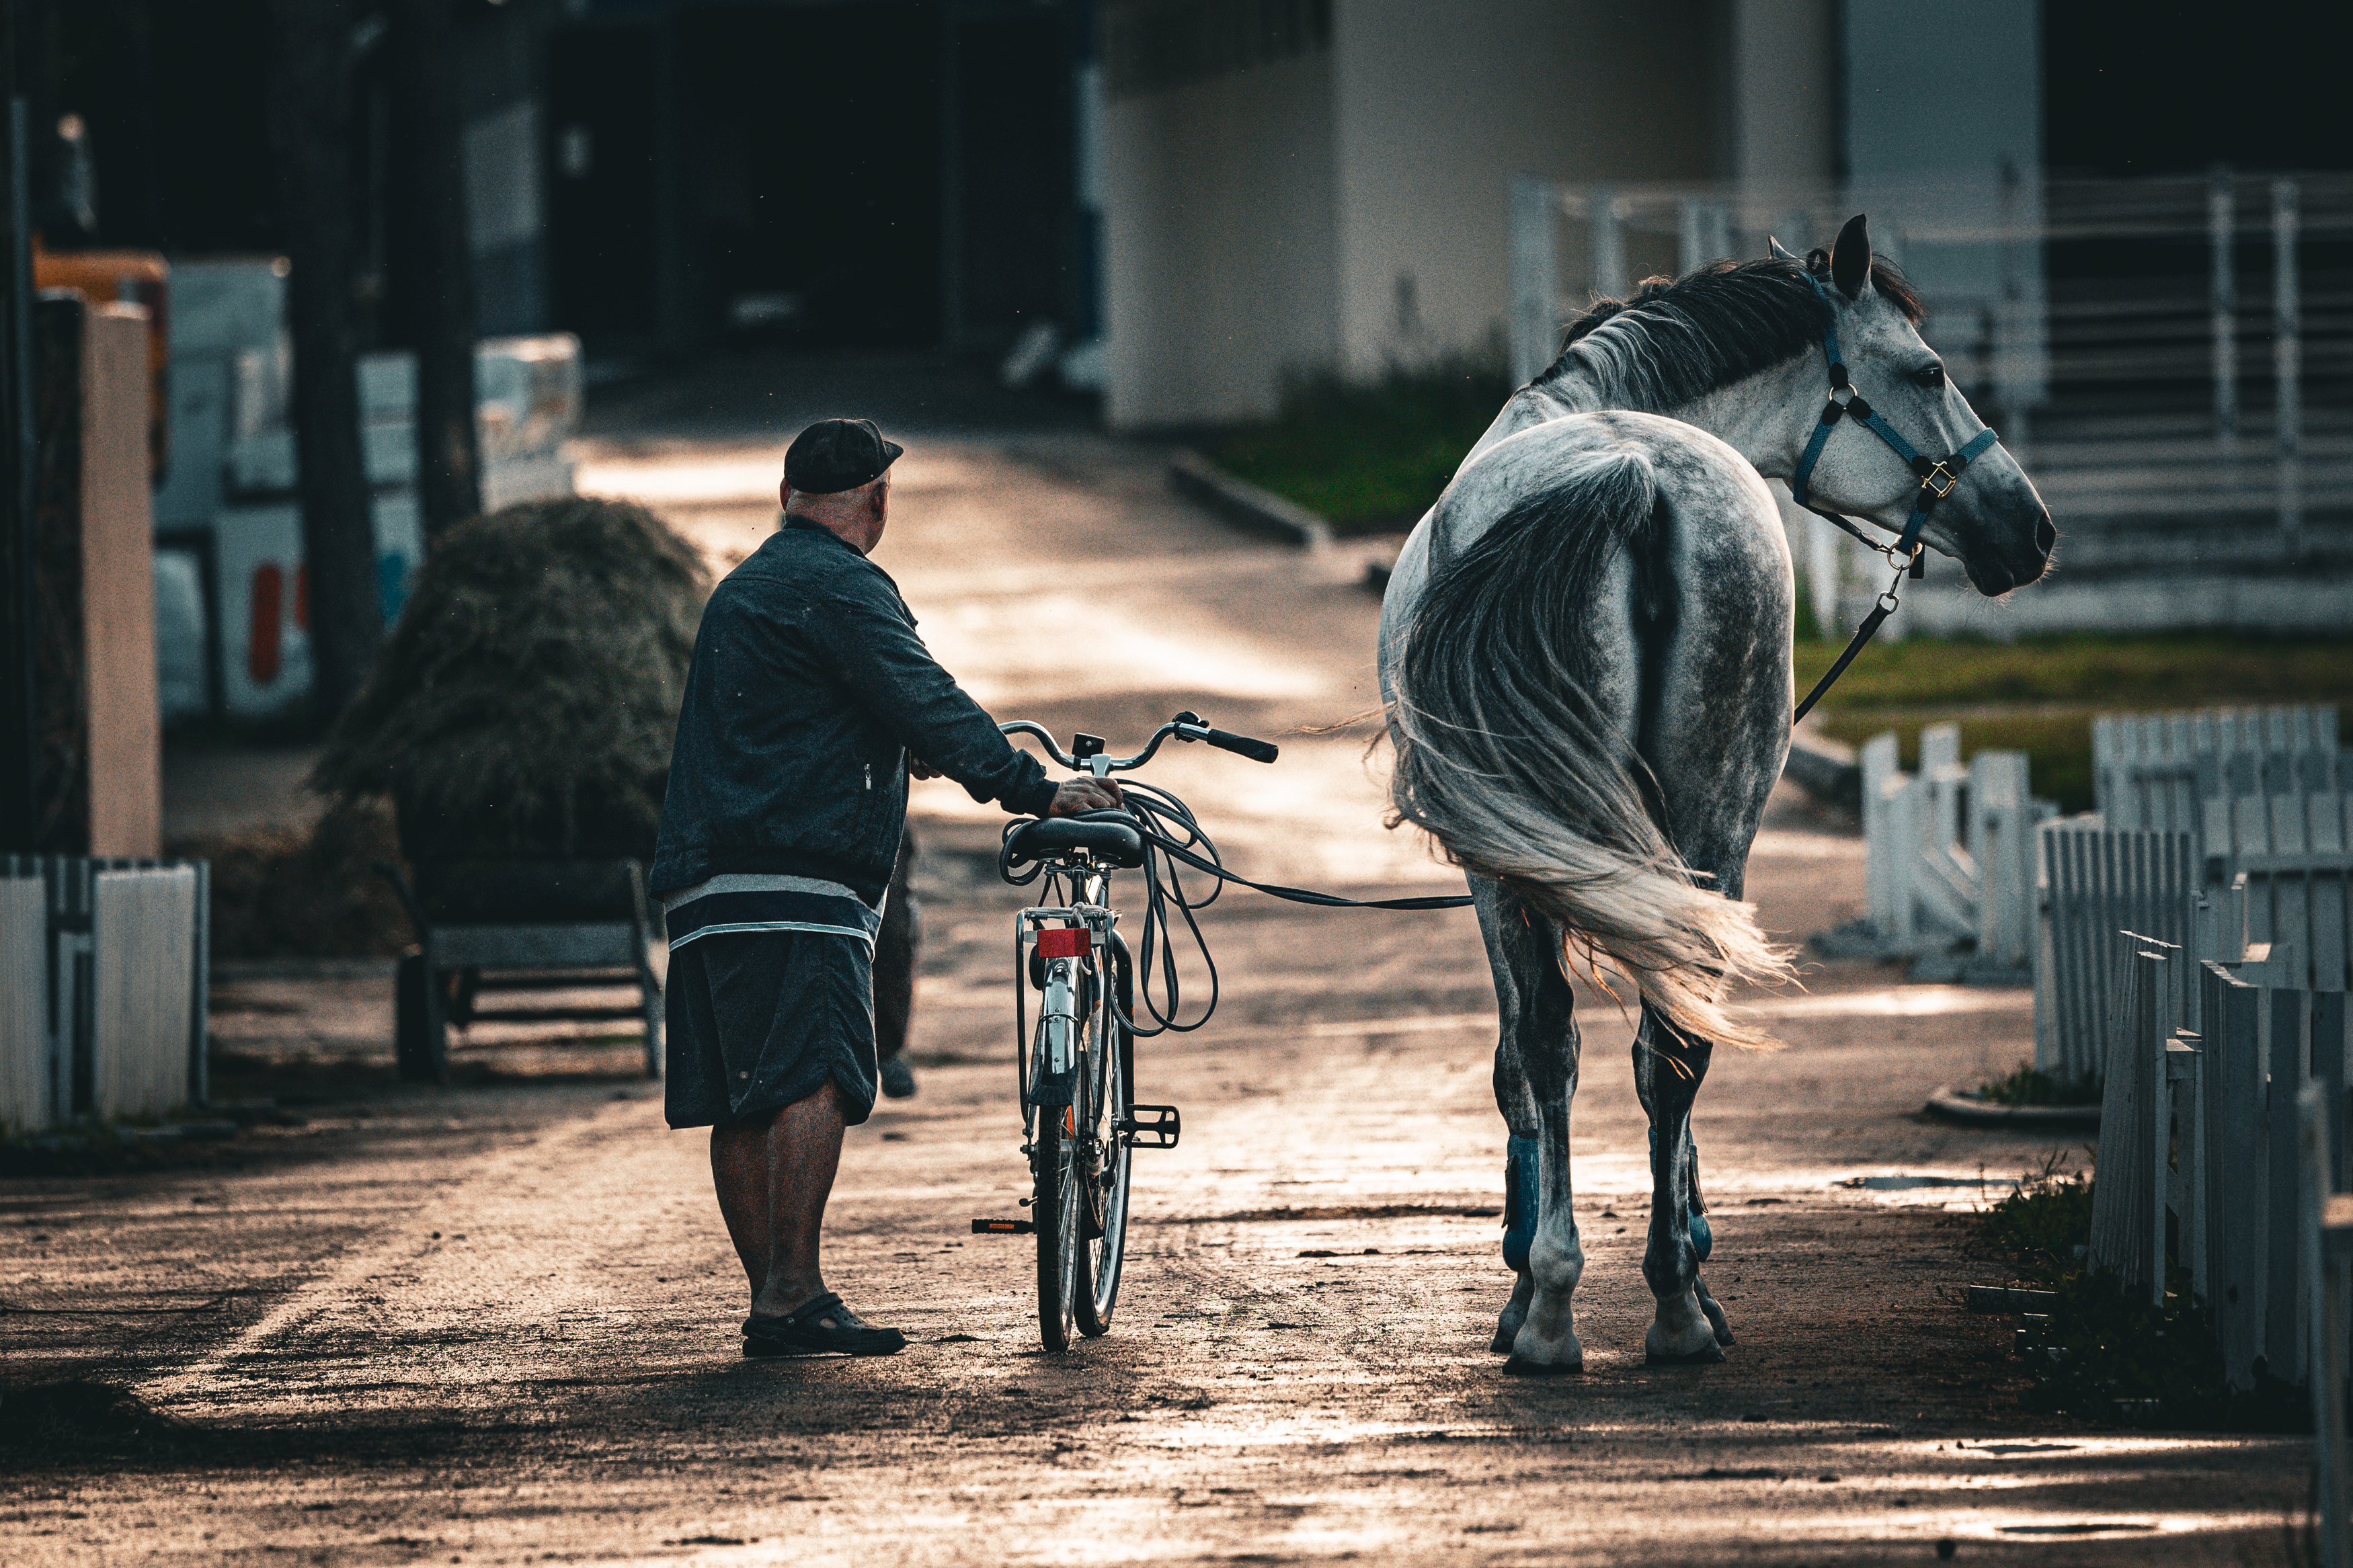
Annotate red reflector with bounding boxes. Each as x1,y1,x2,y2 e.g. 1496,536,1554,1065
1035,927,1090,958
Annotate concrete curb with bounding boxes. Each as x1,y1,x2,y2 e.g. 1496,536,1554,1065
1784,731,1860,808
1168,449,1334,550
1923,1085,2100,1130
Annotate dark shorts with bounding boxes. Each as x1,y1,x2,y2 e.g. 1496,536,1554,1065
664,930,878,1130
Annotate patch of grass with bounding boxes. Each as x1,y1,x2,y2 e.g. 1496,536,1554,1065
1978,1153,2304,1429
1211,354,1513,535
1796,635,2348,814
1980,1151,2096,1268
1796,632,2353,710
1979,1062,2103,1108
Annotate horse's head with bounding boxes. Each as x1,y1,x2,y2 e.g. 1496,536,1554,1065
1793,214,2055,597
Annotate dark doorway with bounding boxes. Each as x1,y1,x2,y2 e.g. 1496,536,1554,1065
545,1,1079,356
945,3,1078,350
2043,1,2353,177
546,22,664,343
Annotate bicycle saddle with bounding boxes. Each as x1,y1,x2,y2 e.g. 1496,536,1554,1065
1004,810,1147,869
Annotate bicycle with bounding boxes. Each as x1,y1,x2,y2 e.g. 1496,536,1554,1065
970,710,1279,1352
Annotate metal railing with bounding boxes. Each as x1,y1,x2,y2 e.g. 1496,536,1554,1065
1508,171,2353,550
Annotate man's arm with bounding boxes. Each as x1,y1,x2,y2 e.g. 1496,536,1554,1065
813,587,1113,817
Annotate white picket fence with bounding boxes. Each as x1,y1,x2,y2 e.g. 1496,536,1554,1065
1852,723,2051,974
2091,933,2341,1383
2036,704,2351,1078
0,856,209,1132
2094,930,2353,1568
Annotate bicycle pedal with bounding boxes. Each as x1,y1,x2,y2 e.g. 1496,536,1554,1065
971,1218,1035,1235
1117,1104,1181,1149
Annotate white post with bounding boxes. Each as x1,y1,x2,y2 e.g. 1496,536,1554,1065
2273,179,2303,542
1678,198,1706,277
1677,199,1731,276
2169,1032,2206,1299
1509,177,1559,388
2209,166,2238,447
2303,1082,2349,1568
1862,733,1901,938
1920,723,1963,854
1807,512,1840,641
1591,186,1627,300
1973,751,2034,970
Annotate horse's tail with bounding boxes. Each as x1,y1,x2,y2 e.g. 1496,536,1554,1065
1388,448,1792,1049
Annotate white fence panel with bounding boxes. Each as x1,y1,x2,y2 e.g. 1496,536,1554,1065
91,866,199,1121
0,854,208,1130
2040,825,2196,1080
1,876,45,1132
2095,704,2340,833
1851,725,2048,973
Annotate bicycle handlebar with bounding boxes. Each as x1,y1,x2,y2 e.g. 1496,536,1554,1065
1196,726,1279,764
998,710,1279,772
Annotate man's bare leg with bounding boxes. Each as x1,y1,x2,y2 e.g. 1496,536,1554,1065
709,1077,845,1317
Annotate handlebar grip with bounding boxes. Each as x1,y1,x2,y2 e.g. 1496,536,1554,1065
1204,727,1279,764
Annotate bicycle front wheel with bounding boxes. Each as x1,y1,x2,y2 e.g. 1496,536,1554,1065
1033,1102,1082,1352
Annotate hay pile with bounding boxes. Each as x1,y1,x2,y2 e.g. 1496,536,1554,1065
175,801,412,959
311,497,709,863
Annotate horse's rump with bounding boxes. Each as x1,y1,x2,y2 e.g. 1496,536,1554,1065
1388,441,1791,1048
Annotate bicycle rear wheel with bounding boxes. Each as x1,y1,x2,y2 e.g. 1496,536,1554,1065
1074,960,1135,1337
1033,1102,1081,1352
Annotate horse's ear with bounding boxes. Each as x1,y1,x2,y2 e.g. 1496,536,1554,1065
1830,214,1872,300
1767,236,1798,262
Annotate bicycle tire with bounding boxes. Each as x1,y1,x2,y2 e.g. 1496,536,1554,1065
1033,1100,1082,1352
1074,961,1135,1337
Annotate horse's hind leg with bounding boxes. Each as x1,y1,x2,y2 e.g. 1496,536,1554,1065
1634,1007,1724,1363
1473,879,1585,1374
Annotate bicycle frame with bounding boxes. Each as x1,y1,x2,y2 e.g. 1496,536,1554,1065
1012,877,1117,1143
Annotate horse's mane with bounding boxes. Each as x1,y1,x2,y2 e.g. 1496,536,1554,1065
1533,253,1925,410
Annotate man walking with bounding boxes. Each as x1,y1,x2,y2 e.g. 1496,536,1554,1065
651,418,1119,1358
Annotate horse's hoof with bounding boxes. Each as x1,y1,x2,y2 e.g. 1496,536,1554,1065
1644,1341,1727,1366
1503,1354,1585,1376
1488,1325,1517,1354
1699,1298,1736,1347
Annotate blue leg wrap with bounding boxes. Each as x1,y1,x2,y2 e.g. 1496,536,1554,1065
1648,1126,1712,1262
1502,1135,1539,1273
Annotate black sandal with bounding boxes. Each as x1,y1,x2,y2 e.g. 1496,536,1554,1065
742,1292,908,1358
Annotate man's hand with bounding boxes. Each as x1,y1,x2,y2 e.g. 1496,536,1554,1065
908,755,941,780
1047,777,1123,817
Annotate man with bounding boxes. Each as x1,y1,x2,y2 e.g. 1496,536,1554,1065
651,417,1119,1358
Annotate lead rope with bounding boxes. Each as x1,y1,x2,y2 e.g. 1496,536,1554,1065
1793,549,1911,723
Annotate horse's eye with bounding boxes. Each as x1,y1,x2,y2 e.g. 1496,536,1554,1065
1915,363,1946,389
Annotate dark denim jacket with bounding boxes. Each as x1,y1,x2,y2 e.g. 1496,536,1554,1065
649,522,1055,902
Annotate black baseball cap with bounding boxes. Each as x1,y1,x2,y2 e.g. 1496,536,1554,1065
784,417,904,495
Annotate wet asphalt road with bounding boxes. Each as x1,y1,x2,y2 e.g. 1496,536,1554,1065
2,430,2307,1563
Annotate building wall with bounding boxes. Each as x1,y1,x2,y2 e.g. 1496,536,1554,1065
1328,0,1728,382
1102,43,1340,427
1104,0,1754,427
1730,0,1837,190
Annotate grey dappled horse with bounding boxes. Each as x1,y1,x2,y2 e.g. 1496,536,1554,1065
1378,216,2053,1372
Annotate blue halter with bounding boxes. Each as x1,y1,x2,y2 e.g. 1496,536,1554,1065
1788,271,2002,561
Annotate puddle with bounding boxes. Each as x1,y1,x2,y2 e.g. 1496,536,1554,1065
1838,1175,1999,1192
1745,986,2032,1020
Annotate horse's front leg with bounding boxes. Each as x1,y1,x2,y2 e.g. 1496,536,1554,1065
1635,1007,1724,1364
1476,882,1585,1374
